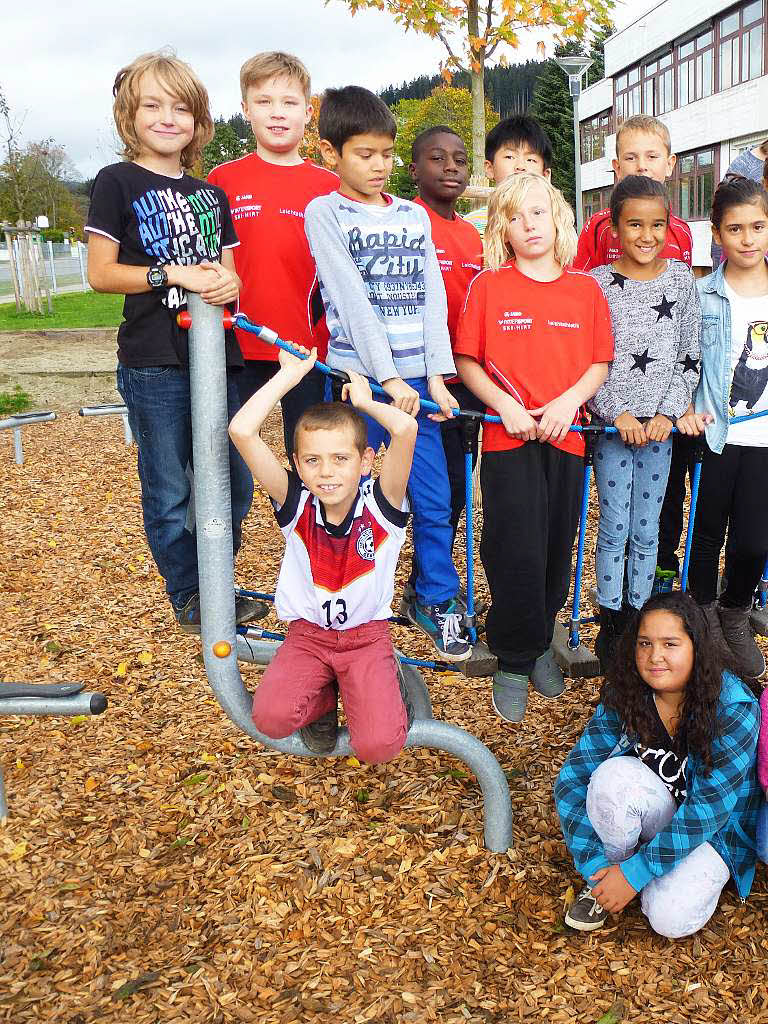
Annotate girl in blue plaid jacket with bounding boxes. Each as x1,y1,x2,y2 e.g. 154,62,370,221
555,591,761,938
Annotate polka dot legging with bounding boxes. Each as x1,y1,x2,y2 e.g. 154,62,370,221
593,431,673,610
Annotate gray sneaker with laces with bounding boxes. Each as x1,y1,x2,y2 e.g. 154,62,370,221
564,887,608,931
407,598,472,661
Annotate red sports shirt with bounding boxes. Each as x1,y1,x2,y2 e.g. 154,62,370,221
574,208,693,272
208,153,338,361
454,261,614,456
413,197,482,344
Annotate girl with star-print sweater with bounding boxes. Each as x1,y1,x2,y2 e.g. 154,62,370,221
588,176,701,667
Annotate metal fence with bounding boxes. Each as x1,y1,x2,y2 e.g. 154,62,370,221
0,240,89,301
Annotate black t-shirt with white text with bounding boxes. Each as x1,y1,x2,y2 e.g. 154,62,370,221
627,696,688,806
86,161,242,368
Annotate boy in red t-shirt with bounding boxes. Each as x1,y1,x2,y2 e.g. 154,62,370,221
455,174,613,724
401,126,483,608
208,52,338,455
574,115,692,272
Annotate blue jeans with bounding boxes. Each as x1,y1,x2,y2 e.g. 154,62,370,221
117,365,253,608
594,432,673,610
364,377,459,606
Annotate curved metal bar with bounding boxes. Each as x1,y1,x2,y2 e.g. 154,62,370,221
187,293,513,853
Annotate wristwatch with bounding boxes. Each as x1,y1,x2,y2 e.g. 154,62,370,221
146,264,168,289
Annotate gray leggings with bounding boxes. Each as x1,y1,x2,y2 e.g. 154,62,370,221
587,757,730,938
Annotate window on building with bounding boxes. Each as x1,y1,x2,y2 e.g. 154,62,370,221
677,29,715,105
615,66,641,126
718,0,764,90
643,51,675,115
580,110,612,164
582,187,613,224
671,147,718,220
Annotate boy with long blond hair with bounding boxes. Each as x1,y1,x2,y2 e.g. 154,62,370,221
455,174,613,723
86,51,266,634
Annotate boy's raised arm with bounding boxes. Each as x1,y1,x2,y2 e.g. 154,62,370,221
229,348,318,506
343,373,417,510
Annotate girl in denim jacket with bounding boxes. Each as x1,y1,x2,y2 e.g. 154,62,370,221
689,175,768,679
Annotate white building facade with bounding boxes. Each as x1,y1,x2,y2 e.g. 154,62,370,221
579,0,767,267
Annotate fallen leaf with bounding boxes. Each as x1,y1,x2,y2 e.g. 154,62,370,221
137,651,153,666
112,972,161,1000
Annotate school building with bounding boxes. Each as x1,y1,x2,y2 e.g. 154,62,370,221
578,0,768,268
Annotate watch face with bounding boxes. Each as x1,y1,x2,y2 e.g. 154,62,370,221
147,265,167,288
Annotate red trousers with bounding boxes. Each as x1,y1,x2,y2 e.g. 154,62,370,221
251,618,407,764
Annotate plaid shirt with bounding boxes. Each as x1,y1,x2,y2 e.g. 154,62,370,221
555,672,761,900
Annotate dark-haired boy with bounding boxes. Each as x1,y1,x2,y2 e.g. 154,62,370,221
464,114,553,236
229,345,417,761
304,86,472,661
400,126,482,605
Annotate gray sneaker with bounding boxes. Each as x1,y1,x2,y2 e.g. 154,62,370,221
491,671,529,723
564,887,608,931
299,707,338,755
531,647,566,698
717,603,766,679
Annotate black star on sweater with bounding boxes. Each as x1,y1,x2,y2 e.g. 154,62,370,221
631,348,658,373
679,353,700,375
610,272,628,289
651,294,676,321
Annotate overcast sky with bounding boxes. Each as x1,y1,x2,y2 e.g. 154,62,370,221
3,0,643,179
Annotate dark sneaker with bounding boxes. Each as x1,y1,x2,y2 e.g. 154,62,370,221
408,599,472,662
565,887,608,932
530,647,565,698
491,671,529,723
175,592,269,635
299,708,339,755
717,603,766,679
396,657,416,730
651,567,677,596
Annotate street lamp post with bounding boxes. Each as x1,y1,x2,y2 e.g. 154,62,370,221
555,55,593,233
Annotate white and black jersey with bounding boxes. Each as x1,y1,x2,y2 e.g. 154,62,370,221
273,473,409,630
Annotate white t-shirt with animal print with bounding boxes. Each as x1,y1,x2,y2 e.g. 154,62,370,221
725,281,768,447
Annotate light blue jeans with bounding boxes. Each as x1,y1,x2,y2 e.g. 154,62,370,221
594,432,673,610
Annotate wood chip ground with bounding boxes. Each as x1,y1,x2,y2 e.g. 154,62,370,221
2,412,767,1024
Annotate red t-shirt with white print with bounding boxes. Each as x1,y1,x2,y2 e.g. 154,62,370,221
454,261,614,456
208,153,338,361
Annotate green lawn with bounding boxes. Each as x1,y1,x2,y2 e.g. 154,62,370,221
0,291,124,331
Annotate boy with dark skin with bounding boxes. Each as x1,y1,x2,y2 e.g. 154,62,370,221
401,127,483,609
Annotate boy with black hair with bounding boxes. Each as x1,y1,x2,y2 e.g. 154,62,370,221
208,52,338,457
401,126,482,607
464,114,553,236
304,87,473,661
